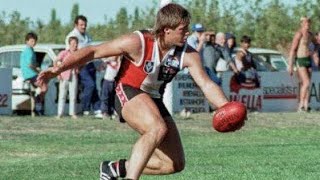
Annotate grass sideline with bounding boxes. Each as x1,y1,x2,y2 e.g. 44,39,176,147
1,112,320,180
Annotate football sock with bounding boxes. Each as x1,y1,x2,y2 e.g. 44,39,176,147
117,159,127,178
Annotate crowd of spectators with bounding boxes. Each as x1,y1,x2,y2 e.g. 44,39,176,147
19,18,320,116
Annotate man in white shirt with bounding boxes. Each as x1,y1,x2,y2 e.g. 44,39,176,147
65,15,102,118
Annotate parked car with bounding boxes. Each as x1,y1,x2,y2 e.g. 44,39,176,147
0,43,106,115
215,47,288,72
0,44,65,114
247,48,289,71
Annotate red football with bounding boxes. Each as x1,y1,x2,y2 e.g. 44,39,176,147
213,101,247,132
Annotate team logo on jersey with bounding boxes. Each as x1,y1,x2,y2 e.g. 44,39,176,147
144,61,154,74
164,56,180,68
158,56,180,81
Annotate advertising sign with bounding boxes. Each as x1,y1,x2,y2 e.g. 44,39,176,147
163,71,210,114
0,68,12,115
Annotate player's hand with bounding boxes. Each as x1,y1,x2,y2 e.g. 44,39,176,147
36,67,60,86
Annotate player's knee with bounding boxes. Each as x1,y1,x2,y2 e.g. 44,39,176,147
151,121,168,143
301,78,310,87
164,158,185,174
143,117,168,144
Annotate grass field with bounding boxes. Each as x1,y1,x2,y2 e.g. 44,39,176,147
1,112,320,180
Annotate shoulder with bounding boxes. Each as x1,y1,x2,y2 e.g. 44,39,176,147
66,29,79,39
294,31,303,38
23,46,33,54
120,31,144,47
183,45,201,67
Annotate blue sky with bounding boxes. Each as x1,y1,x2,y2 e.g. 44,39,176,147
0,0,156,25
0,0,298,26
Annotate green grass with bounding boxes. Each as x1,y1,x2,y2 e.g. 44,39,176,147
0,112,320,180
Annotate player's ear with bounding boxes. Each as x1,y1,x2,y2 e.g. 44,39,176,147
164,27,170,34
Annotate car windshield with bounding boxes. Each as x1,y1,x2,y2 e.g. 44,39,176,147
253,55,275,71
269,54,287,71
253,53,287,71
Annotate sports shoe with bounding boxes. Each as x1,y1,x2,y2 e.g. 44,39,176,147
95,112,104,119
83,111,90,116
100,160,126,180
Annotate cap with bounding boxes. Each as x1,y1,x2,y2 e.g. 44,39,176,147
192,23,205,32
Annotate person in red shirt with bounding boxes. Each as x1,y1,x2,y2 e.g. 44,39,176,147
37,3,243,180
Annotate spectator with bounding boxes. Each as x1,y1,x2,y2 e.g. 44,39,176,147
309,31,320,71
66,15,102,118
288,17,319,112
225,32,236,55
235,35,260,87
213,32,239,77
187,23,206,53
20,32,47,115
202,32,239,86
55,36,79,119
100,56,121,119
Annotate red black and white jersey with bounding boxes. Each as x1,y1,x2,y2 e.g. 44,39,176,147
116,30,188,98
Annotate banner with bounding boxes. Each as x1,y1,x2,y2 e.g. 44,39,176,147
164,71,320,113
221,72,299,112
163,71,209,114
0,68,12,115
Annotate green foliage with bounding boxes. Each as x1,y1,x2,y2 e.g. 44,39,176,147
1,0,320,52
70,3,79,25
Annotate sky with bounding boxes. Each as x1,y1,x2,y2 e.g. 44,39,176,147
0,0,298,26
0,0,156,25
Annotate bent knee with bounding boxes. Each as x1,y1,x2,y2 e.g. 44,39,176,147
149,122,168,143
163,158,185,174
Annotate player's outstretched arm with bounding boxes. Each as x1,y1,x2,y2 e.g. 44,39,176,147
183,48,228,109
37,33,141,86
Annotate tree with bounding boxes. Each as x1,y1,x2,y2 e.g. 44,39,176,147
115,7,129,36
37,8,64,43
131,7,144,31
2,11,31,45
70,3,79,24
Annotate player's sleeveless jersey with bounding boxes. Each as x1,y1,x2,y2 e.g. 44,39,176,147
116,30,188,98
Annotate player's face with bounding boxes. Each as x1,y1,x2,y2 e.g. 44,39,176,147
167,23,190,47
76,19,87,34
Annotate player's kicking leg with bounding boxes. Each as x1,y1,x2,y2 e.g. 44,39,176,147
100,92,170,179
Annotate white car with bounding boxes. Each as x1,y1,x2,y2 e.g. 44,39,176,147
216,47,288,72
0,44,65,114
247,48,289,71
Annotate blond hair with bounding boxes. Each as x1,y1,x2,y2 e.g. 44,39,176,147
300,16,311,22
